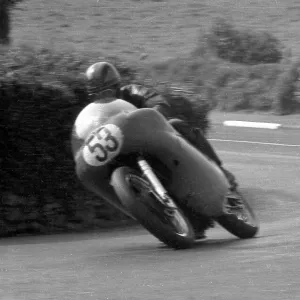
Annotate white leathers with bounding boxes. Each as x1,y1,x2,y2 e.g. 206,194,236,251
74,99,137,140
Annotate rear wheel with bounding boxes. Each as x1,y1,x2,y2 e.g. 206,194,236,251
217,191,259,239
111,166,195,249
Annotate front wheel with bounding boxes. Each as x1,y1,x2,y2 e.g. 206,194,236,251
111,166,195,249
217,191,259,239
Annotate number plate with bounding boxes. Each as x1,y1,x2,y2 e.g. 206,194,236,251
83,124,124,166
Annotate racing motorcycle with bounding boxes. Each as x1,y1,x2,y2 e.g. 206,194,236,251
78,99,259,249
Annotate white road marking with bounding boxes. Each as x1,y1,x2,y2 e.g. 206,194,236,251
209,138,300,147
217,150,300,160
223,120,282,129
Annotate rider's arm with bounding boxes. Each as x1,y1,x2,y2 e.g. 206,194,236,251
120,84,146,108
120,84,172,118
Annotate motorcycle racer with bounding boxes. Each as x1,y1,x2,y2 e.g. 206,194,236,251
81,61,237,191
71,61,239,239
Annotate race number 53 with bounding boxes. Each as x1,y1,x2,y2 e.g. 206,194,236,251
83,124,124,166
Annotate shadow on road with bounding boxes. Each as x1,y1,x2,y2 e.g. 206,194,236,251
0,225,143,246
1,186,297,248
156,235,266,252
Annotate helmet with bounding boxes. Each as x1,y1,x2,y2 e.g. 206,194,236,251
85,62,121,96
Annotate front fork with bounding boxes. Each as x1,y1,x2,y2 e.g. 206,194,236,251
137,156,178,215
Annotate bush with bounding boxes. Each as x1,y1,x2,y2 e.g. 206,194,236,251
0,0,10,44
206,18,283,65
0,46,140,236
144,53,288,113
272,62,300,114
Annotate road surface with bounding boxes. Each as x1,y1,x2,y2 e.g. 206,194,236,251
1,124,300,300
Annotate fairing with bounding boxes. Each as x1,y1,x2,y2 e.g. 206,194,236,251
74,100,229,217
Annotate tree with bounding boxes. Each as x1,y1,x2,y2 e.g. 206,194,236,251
0,0,10,44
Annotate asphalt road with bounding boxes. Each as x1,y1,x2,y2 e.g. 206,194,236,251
1,125,300,300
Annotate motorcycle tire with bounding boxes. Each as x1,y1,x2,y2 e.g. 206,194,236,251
217,191,259,239
111,166,195,249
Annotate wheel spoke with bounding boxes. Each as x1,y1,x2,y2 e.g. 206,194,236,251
112,167,195,248
128,174,189,237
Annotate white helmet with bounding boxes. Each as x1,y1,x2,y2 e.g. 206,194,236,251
85,62,121,96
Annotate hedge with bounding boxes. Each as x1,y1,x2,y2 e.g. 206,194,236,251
205,18,283,65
